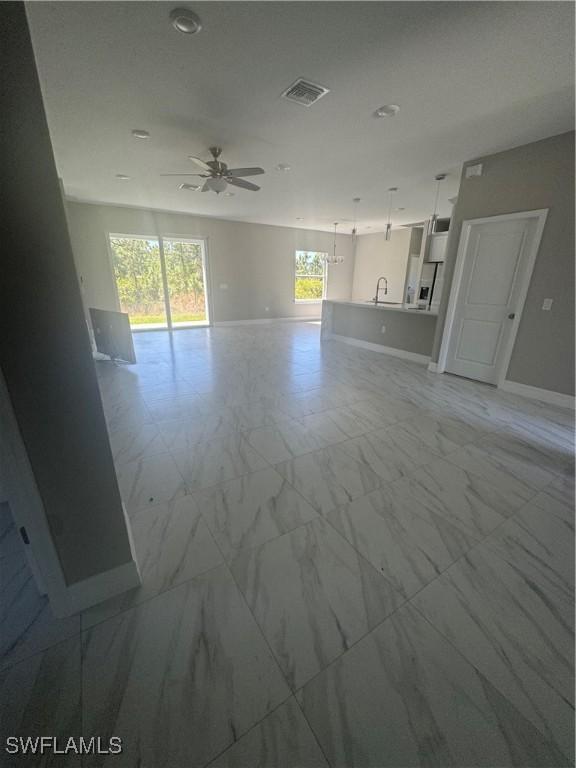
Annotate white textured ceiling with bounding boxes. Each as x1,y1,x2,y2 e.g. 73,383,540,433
27,1,574,233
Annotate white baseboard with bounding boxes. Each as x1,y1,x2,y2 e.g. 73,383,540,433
214,316,320,326
327,333,430,365
51,558,141,617
499,379,575,410
50,502,141,617
427,362,439,373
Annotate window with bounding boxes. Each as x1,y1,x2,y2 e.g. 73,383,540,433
294,250,327,302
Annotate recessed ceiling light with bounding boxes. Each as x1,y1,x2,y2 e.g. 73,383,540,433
170,8,202,34
395,207,405,211
179,183,200,191
115,174,131,180
276,163,291,172
374,104,400,118
224,192,235,197
296,217,304,221
131,129,150,140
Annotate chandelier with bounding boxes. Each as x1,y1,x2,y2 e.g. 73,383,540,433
325,222,344,264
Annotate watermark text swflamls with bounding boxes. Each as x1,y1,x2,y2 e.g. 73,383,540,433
5,736,122,756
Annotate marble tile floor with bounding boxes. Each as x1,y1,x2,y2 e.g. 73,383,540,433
1,322,574,767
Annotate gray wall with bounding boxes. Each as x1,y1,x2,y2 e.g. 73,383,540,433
1,3,134,585
432,131,575,396
351,229,411,304
66,202,355,323
332,304,437,357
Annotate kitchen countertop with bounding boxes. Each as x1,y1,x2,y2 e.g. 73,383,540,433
323,299,438,316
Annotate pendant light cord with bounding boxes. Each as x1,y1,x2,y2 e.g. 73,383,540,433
333,222,338,262
432,180,440,219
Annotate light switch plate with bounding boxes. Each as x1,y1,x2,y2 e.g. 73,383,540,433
381,325,386,334
219,283,228,290
542,298,553,311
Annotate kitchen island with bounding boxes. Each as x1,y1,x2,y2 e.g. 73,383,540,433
321,300,438,363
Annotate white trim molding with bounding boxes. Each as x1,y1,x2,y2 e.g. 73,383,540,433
427,361,439,373
53,558,141,617
499,379,575,410
436,209,549,380
214,316,320,326
51,502,141,617
326,333,430,364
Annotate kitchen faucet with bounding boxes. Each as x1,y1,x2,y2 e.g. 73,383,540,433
372,276,388,303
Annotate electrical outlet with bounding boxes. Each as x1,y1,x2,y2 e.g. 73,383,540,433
542,298,553,311
381,325,386,334
264,306,269,312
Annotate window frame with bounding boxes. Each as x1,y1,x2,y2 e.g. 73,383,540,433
293,250,328,304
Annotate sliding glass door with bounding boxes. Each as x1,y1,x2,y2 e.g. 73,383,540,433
109,236,167,328
109,234,209,330
163,238,208,327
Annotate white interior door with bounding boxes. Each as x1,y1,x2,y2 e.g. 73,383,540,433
445,214,543,384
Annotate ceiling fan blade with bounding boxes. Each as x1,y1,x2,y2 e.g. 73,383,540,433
188,156,212,171
160,173,206,177
227,177,261,191
226,167,265,177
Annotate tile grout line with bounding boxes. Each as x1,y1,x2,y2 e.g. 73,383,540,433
200,695,303,768
191,509,297,768
78,556,226,635
286,467,548,703
407,596,573,762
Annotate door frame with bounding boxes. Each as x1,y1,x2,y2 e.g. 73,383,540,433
106,232,213,330
436,209,548,385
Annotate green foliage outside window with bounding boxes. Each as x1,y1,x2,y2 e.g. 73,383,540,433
109,237,206,325
163,240,206,321
295,250,326,301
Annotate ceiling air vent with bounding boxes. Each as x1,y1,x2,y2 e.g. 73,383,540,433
281,78,330,107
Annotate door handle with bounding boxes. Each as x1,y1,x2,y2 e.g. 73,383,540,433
507,312,516,319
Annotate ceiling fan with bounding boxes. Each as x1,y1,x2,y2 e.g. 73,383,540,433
161,146,264,193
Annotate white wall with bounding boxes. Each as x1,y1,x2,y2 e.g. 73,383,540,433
351,229,411,303
66,201,355,323
432,131,575,396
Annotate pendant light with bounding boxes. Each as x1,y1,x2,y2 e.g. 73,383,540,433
428,173,447,234
385,187,398,241
334,221,341,264
324,222,342,265
351,197,361,241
